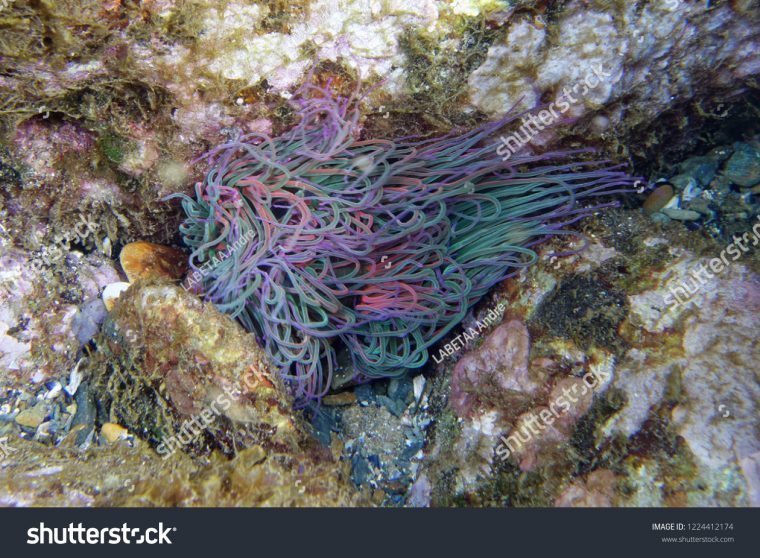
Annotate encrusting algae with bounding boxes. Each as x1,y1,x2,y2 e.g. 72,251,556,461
79,279,364,505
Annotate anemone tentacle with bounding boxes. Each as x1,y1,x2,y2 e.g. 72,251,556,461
171,74,636,404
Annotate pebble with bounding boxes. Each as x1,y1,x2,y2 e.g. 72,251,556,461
15,403,48,429
73,297,108,342
387,377,412,403
33,421,55,442
323,392,357,406
670,174,695,191
643,183,675,214
64,358,84,396
677,156,718,187
58,424,88,448
707,146,733,163
681,179,702,203
72,383,96,446
662,207,702,221
100,423,131,443
686,199,713,218
376,395,404,417
101,236,112,258
723,142,760,188
413,375,426,403
44,382,63,400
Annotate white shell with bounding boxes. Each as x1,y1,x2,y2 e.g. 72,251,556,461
45,382,63,400
681,178,702,203
663,193,680,210
413,375,426,402
101,236,112,258
64,358,84,397
102,281,131,311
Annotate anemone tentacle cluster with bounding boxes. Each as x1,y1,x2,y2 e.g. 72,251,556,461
172,75,635,403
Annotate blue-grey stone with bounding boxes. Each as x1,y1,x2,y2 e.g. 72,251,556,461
724,143,760,188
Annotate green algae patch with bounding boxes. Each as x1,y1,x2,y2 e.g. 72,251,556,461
98,131,128,165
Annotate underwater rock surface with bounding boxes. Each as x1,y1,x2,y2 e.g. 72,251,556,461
1,281,363,506
414,210,760,506
0,439,364,507
0,0,758,510
93,282,303,456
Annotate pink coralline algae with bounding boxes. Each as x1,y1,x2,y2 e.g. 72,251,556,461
448,317,610,475
449,319,538,418
501,375,597,472
554,469,618,507
12,120,95,179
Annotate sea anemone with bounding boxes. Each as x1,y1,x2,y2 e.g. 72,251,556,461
170,72,636,404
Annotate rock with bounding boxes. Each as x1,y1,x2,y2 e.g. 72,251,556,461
0,248,119,387
15,403,48,429
723,142,760,188
85,282,360,504
387,376,413,404
407,474,432,507
707,146,734,163
450,320,536,417
71,382,97,447
6,274,368,505
376,395,404,417
72,297,108,344
499,372,604,472
680,179,702,203
677,156,718,187
93,283,303,456
554,469,617,507
662,207,701,221
0,439,365,507
467,1,760,144
739,451,760,507
616,251,760,505
669,174,695,191
643,183,674,214
100,423,131,444
323,392,357,406
412,375,426,403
